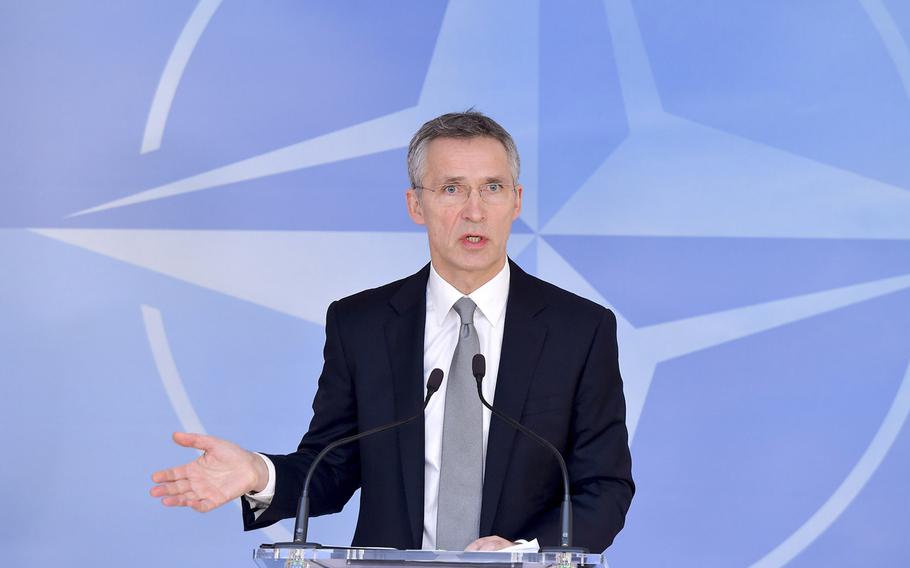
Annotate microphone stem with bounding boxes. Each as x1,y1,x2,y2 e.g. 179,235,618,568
293,390,435,543
474,382,573,548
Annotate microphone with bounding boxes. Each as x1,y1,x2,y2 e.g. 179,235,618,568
471,354,585,552
275,368,445,548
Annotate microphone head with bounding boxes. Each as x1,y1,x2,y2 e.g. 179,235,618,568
472,354,486,381
427,368,444,393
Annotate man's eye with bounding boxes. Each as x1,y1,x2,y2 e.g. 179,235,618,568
442,184,460,194
485,183,503,193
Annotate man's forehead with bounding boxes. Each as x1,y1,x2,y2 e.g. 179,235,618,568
424,136,511,175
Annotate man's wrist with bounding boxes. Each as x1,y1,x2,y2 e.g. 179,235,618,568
249,452,270,495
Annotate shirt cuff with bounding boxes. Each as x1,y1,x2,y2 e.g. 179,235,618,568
244,452,276,509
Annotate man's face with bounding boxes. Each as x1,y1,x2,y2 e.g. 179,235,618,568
406,136,522,292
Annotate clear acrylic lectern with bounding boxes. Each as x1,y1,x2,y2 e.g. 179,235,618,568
253,546,607,568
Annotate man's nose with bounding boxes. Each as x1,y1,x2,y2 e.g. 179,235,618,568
462,189,486,221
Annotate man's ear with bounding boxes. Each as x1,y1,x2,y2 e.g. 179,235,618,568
406,188,426,225
511,185,523,220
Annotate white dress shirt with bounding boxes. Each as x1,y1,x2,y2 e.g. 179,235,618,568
246,261,510,551
421,261,508,549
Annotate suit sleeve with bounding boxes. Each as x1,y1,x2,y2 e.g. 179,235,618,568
521,308,635,551
242,301,362,531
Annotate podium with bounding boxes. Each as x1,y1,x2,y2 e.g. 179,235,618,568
253,546,607,568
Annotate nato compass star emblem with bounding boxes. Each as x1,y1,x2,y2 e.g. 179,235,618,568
31,1,910,565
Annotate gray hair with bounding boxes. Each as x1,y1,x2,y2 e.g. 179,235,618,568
407,110,520,189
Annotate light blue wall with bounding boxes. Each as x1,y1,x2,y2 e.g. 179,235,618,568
2,1,909,566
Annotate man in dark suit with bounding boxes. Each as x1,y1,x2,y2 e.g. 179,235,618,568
151,111,634,552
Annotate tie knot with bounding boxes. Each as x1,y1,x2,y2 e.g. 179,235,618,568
452,297,477,325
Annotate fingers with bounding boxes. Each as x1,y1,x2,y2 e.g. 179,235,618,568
160,491,198,506
151,464,188,484
152,484,220,513
161,495,184,507
150,433,207,484
162,493,215,513
465,536,513,551
189,498,216,513
172,431,214,451
151,432,214,483
150,479,193,497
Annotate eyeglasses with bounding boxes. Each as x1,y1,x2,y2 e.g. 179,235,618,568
414,182,517,205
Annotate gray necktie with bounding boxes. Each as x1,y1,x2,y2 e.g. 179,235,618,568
436,297,483,550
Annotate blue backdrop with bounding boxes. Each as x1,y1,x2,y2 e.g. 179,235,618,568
3,1,910,566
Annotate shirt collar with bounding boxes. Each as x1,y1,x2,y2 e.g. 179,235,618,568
427,261,511,328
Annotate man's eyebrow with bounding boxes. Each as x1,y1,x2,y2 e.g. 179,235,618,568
436,175,509,184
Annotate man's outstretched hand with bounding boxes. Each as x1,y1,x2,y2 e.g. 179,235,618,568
150,432,268,513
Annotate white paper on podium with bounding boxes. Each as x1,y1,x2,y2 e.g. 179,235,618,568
499,539,540,552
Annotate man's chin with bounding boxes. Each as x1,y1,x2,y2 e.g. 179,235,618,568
456,256,506,277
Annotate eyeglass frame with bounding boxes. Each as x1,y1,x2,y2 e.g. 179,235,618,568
412,180,519,204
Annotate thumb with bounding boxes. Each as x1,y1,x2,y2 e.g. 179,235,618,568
172,431,214,452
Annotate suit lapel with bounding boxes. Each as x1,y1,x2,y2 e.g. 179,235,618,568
480,260,548,536
385,264,430,549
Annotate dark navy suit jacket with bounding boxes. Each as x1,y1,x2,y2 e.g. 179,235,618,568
242,260,634,551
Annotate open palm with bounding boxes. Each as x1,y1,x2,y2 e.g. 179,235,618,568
150,432,263,513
